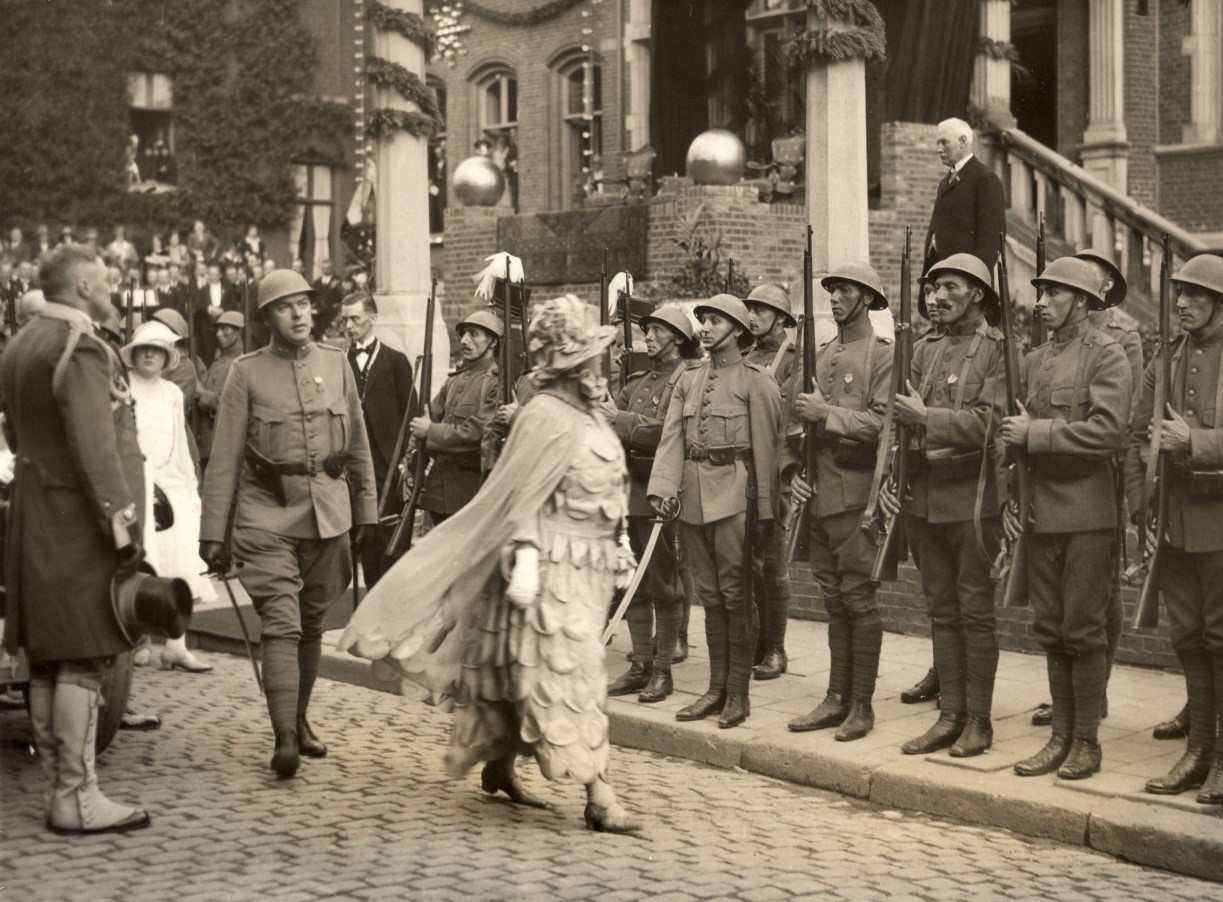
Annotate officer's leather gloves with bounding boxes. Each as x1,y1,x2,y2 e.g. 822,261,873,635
199,540,230,575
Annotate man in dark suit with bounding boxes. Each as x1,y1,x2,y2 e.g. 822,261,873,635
340,292,415,591
311,259,343,340
923,118,1006,275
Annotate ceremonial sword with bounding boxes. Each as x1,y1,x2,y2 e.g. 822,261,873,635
204,562,264,694
602,501,679,645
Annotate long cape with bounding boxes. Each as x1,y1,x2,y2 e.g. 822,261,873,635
338,392,585,696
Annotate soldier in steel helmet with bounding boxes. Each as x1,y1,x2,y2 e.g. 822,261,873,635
648,294,782,729
785,262,894,742
742,283,798,681
607,304,701,703
879,253,1006,758
998,255,1131,781
200,269,377,777
1126,253,1223,804
197,309,246,466
411,309,502,524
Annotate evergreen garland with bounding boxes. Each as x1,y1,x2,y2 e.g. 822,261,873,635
366,109,441,141
978,36,1020,63
785,0,886,68
362,57,444,123
453,0,586,27
367,0,437,59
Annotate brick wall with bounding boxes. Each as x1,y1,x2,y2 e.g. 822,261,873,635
1157,144,1223,232
1158,0,1192,151
1124,0,1159,207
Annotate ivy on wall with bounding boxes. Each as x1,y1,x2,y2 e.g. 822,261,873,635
0,0,352,236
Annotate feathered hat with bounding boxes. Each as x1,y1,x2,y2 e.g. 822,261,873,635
474,251,531,312
528,295,617,375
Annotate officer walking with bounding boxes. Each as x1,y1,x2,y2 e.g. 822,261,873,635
786,263,894,742
412,310,501,524
648,294,782,729
200,270,377,778
743,283,798,681
880,253,1005,758
607,305,700,703
1126,253,1223,803
998,256,1131,781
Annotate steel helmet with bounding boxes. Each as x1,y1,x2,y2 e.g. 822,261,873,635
1032,256,1109,310
456,308,504,339
820,262,888,311
1172,253,1223,299
215,310,246,329
924,253,1001,325
151,308,189,338
640,304,696,342
257,269,315,310
1074,249,1128,306
692,293,752,333
743,283,796,327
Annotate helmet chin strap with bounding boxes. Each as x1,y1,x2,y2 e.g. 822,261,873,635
838,294,866,331
708,325,740,353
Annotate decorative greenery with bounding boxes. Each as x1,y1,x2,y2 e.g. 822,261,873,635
668,204,752,300
366,109,441,141
978,36,1020,63
453,0,587,27
362,57,444,124
786,0,886,68
367,0,437,59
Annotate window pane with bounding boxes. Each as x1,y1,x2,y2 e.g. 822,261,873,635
484,78,502,126
506,76,517,124
567,67,585,117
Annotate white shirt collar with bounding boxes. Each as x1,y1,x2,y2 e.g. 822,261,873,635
952,152,974,174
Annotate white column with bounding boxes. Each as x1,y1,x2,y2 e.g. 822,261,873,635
1080,0,1128,191
970,0,1015,129
373,0,449,387
624,0,651,150
1183,0,1222,144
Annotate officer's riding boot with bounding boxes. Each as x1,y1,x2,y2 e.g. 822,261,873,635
788,611,852,731
902,627,965,755
677,606,728,721
753,548,791,680
48,683,150,835
1147,650,1214,794
27,677,58,825
952,630,999,758
1153,702,1191,740
720,594,758,729
837,611,881,742
1194,653,1223,805
640,601,679,703
1059,650,1106,780
262,638,301,777
1015,653,1074,776
296,634,327,758
609,606,653,697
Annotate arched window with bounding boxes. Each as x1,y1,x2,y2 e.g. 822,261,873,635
552,52,602,209
471,64,518,209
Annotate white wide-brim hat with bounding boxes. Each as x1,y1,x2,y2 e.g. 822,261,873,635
121,320,182,371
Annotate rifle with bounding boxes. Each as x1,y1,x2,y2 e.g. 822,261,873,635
125,272,138,342
1030,212,1048,349
384,282,437,559
866,227,914,582
620,285,633,390
994,237,1031,608
783,226,817,562
1131,234,1174,629
500,255,512,404
242,281,252,349
599,249,611,378
5,278,15,336
725,257,734,293
186,275,200,436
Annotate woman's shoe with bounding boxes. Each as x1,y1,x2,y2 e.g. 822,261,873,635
159,648,213,673
481,760,551,809
583,801,641,834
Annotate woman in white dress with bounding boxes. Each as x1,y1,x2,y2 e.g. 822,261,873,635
122,321,215,673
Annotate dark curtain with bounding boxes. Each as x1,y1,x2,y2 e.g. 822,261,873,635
878,0,980,123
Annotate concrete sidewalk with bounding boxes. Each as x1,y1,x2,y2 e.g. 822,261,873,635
189,586,1223,883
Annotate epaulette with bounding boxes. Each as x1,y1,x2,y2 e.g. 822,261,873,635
744,359,766,372
623,369,648,385
236,348,263,362
984,326,1005,341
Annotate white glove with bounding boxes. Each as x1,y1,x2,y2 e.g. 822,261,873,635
614,531,637,591
506,545,540,608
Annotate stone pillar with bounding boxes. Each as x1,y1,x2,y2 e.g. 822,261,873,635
970,0,1016,130
1183,0,1222,145
1080,0,1128,192
624,0,651,151
372,0,450,388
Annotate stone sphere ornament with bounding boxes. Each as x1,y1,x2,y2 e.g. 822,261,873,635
453,155,506,206
686,129,747,186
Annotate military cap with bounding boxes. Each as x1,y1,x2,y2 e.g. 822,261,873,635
1074,249,1128,306
456,309,504,339
821,262,889,311
151,308,189,338
1172,253,1223,299
925,253,1002,326
743,283,796,327
693,294,751,333
215,310,245,329
257,269,315,310
1032,256,1110,310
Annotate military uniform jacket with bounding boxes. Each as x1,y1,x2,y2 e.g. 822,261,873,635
419,354,499,515
197,343,242,458
1011,319,1131,533
1091,310,1144,409
779,315,894,520
906,314,1005,524
747,331,797,388
648,344,782,524
1,304,144,661
1125,322,1223,552
614,356,690,517
201,337,377,542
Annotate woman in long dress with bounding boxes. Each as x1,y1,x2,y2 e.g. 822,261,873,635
123,321,215,673
340,296,641,832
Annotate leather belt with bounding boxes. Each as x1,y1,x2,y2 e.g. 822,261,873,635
685,447,750,465
269,454,345,478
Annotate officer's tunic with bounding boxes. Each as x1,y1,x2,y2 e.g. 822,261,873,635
419,354,499,518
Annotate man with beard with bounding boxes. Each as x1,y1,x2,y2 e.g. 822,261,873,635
648,295,782,729
785,263,894,742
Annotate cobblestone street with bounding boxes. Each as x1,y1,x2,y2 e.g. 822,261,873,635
1,655,1216,901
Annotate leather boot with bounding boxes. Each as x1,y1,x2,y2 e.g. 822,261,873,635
900,667,940,704
1057,738,1102,780
296,716,327,758
263,638,301,777
608,661,652,697
48,683,150,835
1014,733,1073,777
949,716,993,758
788,694,849,732
718,693,750,729
675,690,726,721
271,730,300,778
752,648,787,681
638,669,673,703
1030,703,1053,727
1145,746,1214,795
1153,703,1190,740
672,635,689,664
835,700,875,742
900,712,965,755
27,678,57,825
1196,753,1223,805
